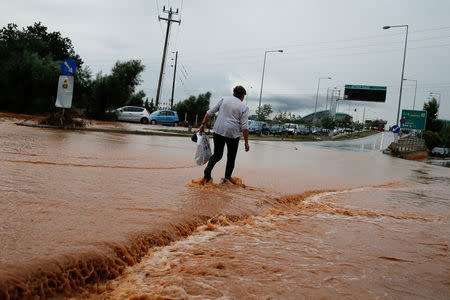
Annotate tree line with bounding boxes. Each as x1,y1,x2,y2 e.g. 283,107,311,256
2,22,447,147
422,98,449,149
0,22,212,121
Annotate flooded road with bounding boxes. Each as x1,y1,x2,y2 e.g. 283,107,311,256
0,117,448,299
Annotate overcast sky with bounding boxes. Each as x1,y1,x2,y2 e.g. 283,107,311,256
2,0,450,124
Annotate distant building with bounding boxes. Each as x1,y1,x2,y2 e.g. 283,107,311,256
301,110,352,122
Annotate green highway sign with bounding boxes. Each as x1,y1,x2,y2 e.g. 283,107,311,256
345,85,387,91
400,110,427,130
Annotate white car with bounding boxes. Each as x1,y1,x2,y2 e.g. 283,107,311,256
431,147,449,157
283,123,298,135
113,106,151,124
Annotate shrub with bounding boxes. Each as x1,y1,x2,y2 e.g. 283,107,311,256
423,130,443,150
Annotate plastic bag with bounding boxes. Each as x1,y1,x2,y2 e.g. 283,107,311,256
194,132,212,166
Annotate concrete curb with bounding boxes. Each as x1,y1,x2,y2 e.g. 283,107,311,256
16,122,189,137
15,122,373,142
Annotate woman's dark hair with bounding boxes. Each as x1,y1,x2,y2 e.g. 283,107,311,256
233,85,247,99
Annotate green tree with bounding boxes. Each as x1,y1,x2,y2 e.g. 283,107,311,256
173,92,211,124
273,110,300,124
148,98,156,113
87,60,146,118
299,119,313,128
336,116,352,129
255,104,273,121
423,97,443,132
127,90,146,107
423,131,443,150
320,116,336,130
352,121,364,131
0,22,85,113
439,122,450,147
273,111,288,123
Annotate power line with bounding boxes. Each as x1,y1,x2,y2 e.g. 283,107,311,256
83,30,450,66
165,25,450,62
154,0,165,37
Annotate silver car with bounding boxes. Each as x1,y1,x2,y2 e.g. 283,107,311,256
283,123,298,135
431,147,449,157
114,106,151,124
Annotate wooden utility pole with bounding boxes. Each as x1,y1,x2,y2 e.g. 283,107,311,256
155,6,180,108
170,51,178,109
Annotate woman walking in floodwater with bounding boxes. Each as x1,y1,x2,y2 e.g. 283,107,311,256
199,85,250,183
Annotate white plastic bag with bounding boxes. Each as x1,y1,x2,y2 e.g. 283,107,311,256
194,132,212,166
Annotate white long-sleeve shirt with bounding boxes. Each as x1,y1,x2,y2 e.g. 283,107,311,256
206,96,249,139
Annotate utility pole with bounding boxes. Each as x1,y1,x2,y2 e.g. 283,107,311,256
170,51,178,109
155,6,180,108
313,77,331,123
363,106,366,124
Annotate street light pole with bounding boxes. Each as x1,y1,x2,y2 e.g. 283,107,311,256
258,49,283,131
313,77,332,123
403,78,417,110
383,24,409,126
326,87,335,111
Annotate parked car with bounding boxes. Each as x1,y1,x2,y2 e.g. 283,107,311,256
113,106,151,124
270,124,287,135
248,121,270,135
296,124,310,135
311,126,323,135
149,110,179,126
431,147,449,157
332,128,344,135
283,123,298,135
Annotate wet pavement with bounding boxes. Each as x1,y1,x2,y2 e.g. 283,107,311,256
0,116,448,299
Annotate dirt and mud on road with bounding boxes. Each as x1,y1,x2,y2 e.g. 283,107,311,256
0,116,448,299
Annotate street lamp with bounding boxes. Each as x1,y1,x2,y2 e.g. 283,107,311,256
313,77,332,123
403,78,417,110
258,49,283,130
383,24,409,126
326,87,337,111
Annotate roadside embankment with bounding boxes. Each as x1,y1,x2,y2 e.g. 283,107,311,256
1,112,379,142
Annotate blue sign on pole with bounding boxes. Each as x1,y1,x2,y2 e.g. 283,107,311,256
61,58,77,76
391,125,400,133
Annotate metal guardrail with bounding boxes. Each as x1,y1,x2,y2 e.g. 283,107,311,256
389,136,426,154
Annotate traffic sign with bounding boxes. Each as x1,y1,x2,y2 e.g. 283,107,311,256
345,85,387,90
400,110,427,130
391,125,400,133
344,85,387,102
61,58,77,76
400,118,406,124
55,75,74,108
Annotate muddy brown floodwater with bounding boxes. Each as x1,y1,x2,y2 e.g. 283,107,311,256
0,117,449,299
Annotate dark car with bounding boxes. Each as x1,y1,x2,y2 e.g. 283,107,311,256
270,124,287,135
248,121,270,135
296,124,310,135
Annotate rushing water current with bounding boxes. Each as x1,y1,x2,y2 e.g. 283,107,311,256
0,117,448,299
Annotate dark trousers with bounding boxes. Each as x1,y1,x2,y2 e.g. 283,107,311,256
204,133,240,180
